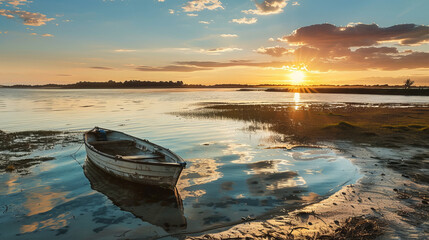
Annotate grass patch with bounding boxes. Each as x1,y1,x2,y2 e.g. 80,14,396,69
324,121,358,130
420,126,429,133
381,124,428,131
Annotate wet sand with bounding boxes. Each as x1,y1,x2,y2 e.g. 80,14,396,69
180,103,429,239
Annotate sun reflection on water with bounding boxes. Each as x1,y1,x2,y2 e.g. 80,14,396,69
294,92,300,110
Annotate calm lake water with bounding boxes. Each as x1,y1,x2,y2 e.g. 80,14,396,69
1,89,428,239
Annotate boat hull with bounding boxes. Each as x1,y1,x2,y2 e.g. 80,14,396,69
85,145,184,189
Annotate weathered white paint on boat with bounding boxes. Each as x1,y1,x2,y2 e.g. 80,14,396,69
84,127,186,189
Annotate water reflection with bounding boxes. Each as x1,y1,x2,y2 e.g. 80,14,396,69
83,159,187,232
293,92,300,110
177,158,223,199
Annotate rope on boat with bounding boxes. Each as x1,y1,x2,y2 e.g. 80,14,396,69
70,142,84,169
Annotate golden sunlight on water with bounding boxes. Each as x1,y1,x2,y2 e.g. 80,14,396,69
294,92,300,110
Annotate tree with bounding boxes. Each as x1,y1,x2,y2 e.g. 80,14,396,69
404,79,414,89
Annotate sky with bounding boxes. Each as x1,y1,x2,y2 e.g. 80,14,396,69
0,0,428,86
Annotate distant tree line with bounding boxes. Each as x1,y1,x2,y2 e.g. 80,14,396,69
65,80,184,88
2,80,259,89
4,80,185,89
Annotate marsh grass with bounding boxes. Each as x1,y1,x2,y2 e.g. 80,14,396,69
177,103,429,183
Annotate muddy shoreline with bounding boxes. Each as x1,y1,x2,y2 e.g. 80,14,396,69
0,130,81,174
179,103,429,239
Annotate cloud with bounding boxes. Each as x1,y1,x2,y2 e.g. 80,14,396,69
187,13,198,17
243,0,288,15
199,47,242,54
199,20,210,24
114,49,137,53
176,60,281,68
2,0,30,7
255,46,294,57
313,49,429,71
90,66,113,70
169,9,175,14
29,32,53,37
158,0,165,2
182,0,223,12
231,17,257,24
263,23,429,71
220,34,238,38
0,9,54,26
136,65,212,72
281,23,429,47
292,1,299,6
134,60,291,72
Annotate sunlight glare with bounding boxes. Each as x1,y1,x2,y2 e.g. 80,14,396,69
289,71,305,85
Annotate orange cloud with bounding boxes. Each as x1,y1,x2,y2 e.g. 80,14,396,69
199,47,242,54
182,0,223,12
256,23,429,71
231,17,257,24
0,9,54,26
90,66,113,70
255,46,294,57
135,60,293,72
243,0,288,15
282,23,429,47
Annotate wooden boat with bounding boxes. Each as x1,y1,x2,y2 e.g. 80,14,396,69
84,160,187,232
84,127,186,189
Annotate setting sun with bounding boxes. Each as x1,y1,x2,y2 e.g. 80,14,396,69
289,71,305,84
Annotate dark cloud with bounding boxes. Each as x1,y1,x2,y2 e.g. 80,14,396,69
243,0,288,15
282,23,429,47
255,46,293,57
136,65,212,72
134,60,291,72
176,60,287,68
308,49,429,71
90,66,113,70
254,23,429,71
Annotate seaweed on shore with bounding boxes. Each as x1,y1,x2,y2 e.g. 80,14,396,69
319,216,384,240
0,130,80,152
1,157,56,174
0,130,81,174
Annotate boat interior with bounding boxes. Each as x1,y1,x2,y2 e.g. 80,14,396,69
86,130,168,162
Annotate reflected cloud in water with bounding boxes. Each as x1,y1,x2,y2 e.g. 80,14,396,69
21,213,69,234
24,187,68,216
178,158,223,199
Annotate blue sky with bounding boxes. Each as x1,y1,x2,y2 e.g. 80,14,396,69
0,0,428,85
